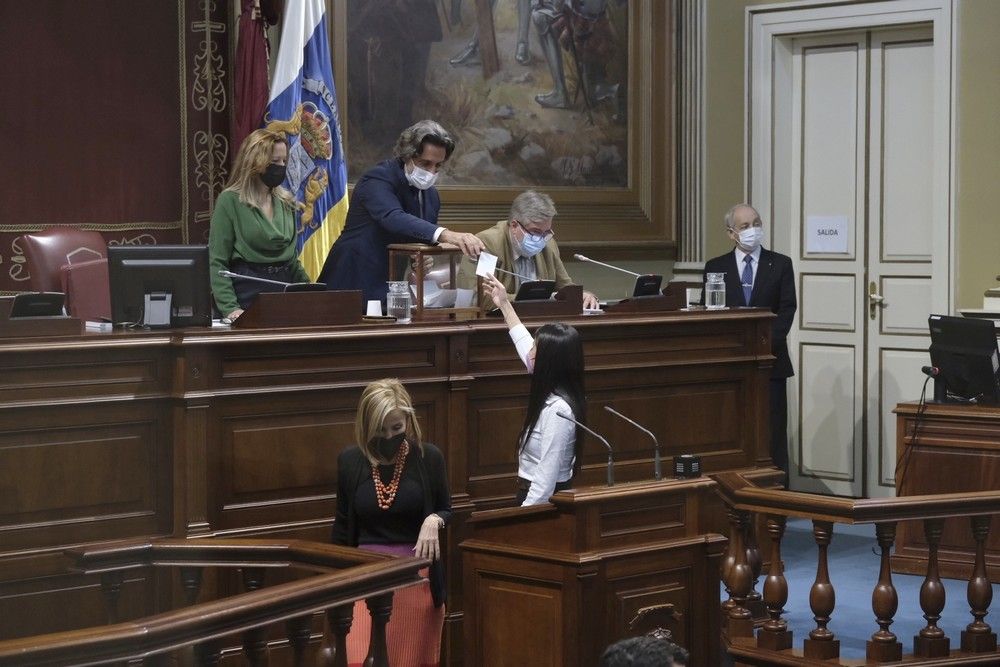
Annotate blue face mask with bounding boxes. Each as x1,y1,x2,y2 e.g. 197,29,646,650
515,222,549,257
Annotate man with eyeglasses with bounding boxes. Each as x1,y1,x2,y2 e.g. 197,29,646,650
702,203,797,480
456,189,599,310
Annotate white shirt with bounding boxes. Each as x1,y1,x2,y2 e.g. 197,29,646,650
509,324,577,506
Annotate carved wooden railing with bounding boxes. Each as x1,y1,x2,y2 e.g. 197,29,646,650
713,472,1000,666
0,539,428,667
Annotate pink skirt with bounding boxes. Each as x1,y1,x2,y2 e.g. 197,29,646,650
346,544,444,667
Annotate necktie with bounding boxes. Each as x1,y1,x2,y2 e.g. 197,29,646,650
741,255,753,305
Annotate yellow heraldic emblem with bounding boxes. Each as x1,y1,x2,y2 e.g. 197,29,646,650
265,101,334,232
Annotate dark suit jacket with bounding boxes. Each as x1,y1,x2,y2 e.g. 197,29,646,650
703,247,797,378
317,159,441,301
331,442,451,606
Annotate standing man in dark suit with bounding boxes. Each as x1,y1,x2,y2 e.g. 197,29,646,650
703,203,797,478
317,120,484,302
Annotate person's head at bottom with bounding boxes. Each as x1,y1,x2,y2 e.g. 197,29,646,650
599,636,689,667
355,378,422,464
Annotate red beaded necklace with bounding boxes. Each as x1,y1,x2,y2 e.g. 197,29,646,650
372,440,410,510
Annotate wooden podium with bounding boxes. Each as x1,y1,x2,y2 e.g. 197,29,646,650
461,478,724,667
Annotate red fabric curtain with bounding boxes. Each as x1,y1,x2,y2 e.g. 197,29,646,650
233,0,273,154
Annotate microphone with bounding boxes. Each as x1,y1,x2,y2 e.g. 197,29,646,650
604,406,661,480
218,269,291,287
921,366,940,377
494,267,534,282
573,254,643,278
557,411,614,487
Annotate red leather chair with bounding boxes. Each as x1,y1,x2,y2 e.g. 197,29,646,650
20,227,111,321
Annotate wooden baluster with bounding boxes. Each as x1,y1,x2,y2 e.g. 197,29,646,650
100,571,124,625
241,625,270,667
286,614,313,666
364,592,394,667
744,512,764,619
727,509,755,638
721,505,741,614
866,521,902,662
180,566,203,606
240,567,270,665
757,514,792,651
193,639,222,666
318,603,355,667
962,515,997,652
914,517,950,657
803,520,839,660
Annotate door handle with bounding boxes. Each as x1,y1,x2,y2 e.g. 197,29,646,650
868,281,885,320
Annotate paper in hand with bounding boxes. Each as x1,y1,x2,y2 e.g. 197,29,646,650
475,251,498,278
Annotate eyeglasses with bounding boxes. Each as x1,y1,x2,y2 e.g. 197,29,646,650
515,220,554,243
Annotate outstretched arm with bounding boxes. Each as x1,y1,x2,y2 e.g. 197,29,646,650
484,272,533,369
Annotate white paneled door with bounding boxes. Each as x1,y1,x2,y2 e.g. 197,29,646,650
784,26,940,497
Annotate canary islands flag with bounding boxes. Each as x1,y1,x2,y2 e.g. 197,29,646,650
265,0,347,280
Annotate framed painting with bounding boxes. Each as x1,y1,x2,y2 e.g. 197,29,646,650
329,0,674,259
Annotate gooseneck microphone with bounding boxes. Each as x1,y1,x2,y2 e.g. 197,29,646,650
604,405,661,480
573,254,643,278
494,267,533,282
218,269,291,287
921,366,940,377
557,411,614,487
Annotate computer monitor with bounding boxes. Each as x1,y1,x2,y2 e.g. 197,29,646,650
927,314,1000,404
632,274,664,297
108,245,212,328
514,280,556,302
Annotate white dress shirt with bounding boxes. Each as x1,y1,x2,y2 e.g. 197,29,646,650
508,324,577,506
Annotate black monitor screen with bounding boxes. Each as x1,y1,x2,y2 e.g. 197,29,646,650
633,274,663,297
928,314,1000,404
108,245,212,328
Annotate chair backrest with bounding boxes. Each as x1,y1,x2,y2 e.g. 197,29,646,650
21,227,107,292
20,228,111,320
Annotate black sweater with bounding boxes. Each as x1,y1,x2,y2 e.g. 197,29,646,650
331,442,451,606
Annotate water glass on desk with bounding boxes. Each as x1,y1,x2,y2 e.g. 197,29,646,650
705,272,726,309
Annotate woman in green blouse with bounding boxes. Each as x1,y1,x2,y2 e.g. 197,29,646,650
209,128,310,320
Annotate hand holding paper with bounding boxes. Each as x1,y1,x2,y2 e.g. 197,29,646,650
475,251,498,278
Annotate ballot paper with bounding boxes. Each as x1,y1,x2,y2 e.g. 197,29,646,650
475,251,498,277
455,289,475,308
422,280,458,308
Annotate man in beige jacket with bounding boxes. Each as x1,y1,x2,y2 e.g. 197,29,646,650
456,190,599,310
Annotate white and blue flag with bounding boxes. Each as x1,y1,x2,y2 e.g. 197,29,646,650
265,0,347,280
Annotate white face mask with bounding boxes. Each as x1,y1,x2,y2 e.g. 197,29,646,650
406,163,438,190
737,226,764,252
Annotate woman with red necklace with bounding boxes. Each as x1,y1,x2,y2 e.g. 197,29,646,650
332,378,451,666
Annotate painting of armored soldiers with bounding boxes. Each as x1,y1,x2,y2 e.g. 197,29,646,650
345,0,629,187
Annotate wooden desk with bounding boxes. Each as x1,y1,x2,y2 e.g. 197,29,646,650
462,479,724,667
893,401,1000,582
0,309,776,661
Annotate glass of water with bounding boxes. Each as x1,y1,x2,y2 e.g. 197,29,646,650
386,281,412,323
705,272,726,309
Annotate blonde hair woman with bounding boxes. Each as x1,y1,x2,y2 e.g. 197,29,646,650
332,378,451,666
208,128,311,320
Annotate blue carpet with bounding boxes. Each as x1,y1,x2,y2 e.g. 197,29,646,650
724,518,1000,661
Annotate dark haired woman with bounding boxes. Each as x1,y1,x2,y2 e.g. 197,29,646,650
316,119,485,302
483,272,586,505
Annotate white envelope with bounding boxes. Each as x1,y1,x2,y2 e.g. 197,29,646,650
476,252,498,277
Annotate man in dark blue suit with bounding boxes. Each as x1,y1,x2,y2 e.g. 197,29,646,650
317,120,484,302
703,203,797,478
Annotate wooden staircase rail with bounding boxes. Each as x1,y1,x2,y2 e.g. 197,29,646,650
712,473,1000,666
0,539,428,667
712,471,1000,523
